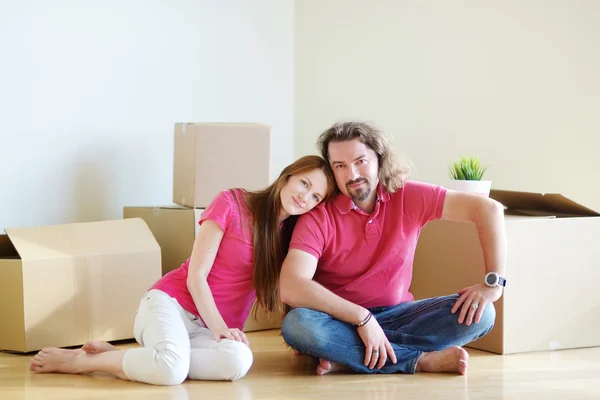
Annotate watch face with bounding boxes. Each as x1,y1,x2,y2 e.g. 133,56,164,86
486,273,498,285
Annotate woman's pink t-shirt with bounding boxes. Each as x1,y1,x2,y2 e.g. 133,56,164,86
150,189,255,330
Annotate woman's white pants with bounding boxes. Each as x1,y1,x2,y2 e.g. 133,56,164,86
121,289,253,385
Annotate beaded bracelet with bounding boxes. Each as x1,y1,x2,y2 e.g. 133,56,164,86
355,311,372,327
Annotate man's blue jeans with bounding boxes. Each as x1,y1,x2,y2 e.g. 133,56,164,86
281,295,495,374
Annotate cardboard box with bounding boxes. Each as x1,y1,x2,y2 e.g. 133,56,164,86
173,123,271,208
411,189,600,354
124,206,204,276
123,205,283,332
0,218,161,353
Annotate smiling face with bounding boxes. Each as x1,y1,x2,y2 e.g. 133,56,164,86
279,168,329,216
328,138,380,204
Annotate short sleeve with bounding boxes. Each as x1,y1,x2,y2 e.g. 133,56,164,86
289,205,328,259
401,180,447,227
198,190,234,232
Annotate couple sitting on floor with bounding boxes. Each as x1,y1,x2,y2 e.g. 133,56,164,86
30,121,506,385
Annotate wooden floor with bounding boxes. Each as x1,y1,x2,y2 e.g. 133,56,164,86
1,330,600,400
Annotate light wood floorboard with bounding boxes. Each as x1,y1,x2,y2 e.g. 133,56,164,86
1,330,599,399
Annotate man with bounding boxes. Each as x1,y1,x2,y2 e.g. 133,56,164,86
280,121,506,376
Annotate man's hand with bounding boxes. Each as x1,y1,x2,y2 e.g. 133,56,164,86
451,284,503,325
212,327,250,345
356,317,397,369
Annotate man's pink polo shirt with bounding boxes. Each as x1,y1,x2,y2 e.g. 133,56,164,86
289,180,447,308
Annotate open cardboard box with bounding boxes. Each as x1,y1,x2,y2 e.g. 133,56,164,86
123,205,284,333
412,189,600,354
0,218,161,353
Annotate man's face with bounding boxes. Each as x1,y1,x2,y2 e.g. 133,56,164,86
328,138,380,203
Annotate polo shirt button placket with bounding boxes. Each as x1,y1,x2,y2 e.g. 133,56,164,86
365,219,378,239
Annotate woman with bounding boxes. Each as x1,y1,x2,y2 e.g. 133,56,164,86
29,155,336,385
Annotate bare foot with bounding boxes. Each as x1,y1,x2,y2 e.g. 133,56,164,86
29,348,89,374
316,358,348,375
81,341,117,354
291,348,303,356
416,346,469,375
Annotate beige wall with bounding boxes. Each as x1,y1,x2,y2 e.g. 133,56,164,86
295,0,600,210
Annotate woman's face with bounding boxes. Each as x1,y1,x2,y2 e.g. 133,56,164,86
280,169,328,217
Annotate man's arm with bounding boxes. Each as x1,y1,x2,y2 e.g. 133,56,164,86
279,249,369,325
441,190,506,277
280,249,398,368
441,190,507,325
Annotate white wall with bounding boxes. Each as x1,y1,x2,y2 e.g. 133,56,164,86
0,0,294,230
295,1,600,211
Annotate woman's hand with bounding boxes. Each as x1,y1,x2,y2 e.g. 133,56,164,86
212,327,250,345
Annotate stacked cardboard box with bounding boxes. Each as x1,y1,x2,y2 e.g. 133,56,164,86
411,189,600,354
124,123,283,332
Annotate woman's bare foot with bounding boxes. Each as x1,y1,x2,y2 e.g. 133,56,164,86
29,348,89,374
81,341,118,354
416,346,469,375
316,358,348,375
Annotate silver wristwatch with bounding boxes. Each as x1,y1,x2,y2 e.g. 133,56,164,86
484,272,507,288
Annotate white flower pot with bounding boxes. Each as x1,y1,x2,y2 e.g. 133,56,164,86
446,180,492,197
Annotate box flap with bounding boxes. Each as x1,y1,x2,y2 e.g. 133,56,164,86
490,189,600,217
4,226,75,260
57,218,159,255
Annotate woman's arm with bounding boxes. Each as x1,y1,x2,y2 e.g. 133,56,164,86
186,219,247,344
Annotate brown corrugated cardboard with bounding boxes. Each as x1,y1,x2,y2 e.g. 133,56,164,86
124,205,203,276
0,218,161,353
123,205,283,332
412,189,600,354
173,123,271,208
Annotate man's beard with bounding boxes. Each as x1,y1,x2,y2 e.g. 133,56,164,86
346,178,371,202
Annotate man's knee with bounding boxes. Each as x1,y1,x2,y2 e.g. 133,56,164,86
478,302,496,333
281,308,324,350
466,302,496,341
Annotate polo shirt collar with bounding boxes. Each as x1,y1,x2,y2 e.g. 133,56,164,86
334,182,390,214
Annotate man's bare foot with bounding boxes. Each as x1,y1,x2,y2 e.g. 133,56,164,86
316,358,348,375
81,341,117,354
415,346,469,375
29,348,89,374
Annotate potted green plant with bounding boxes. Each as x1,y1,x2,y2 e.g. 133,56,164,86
447,155,491,196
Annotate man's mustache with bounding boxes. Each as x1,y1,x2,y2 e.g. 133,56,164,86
346,178,368,187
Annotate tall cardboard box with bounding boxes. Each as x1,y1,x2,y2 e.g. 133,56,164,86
411,189,600,354
173,123,271,208
0,218,161,353
123,205,284,332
